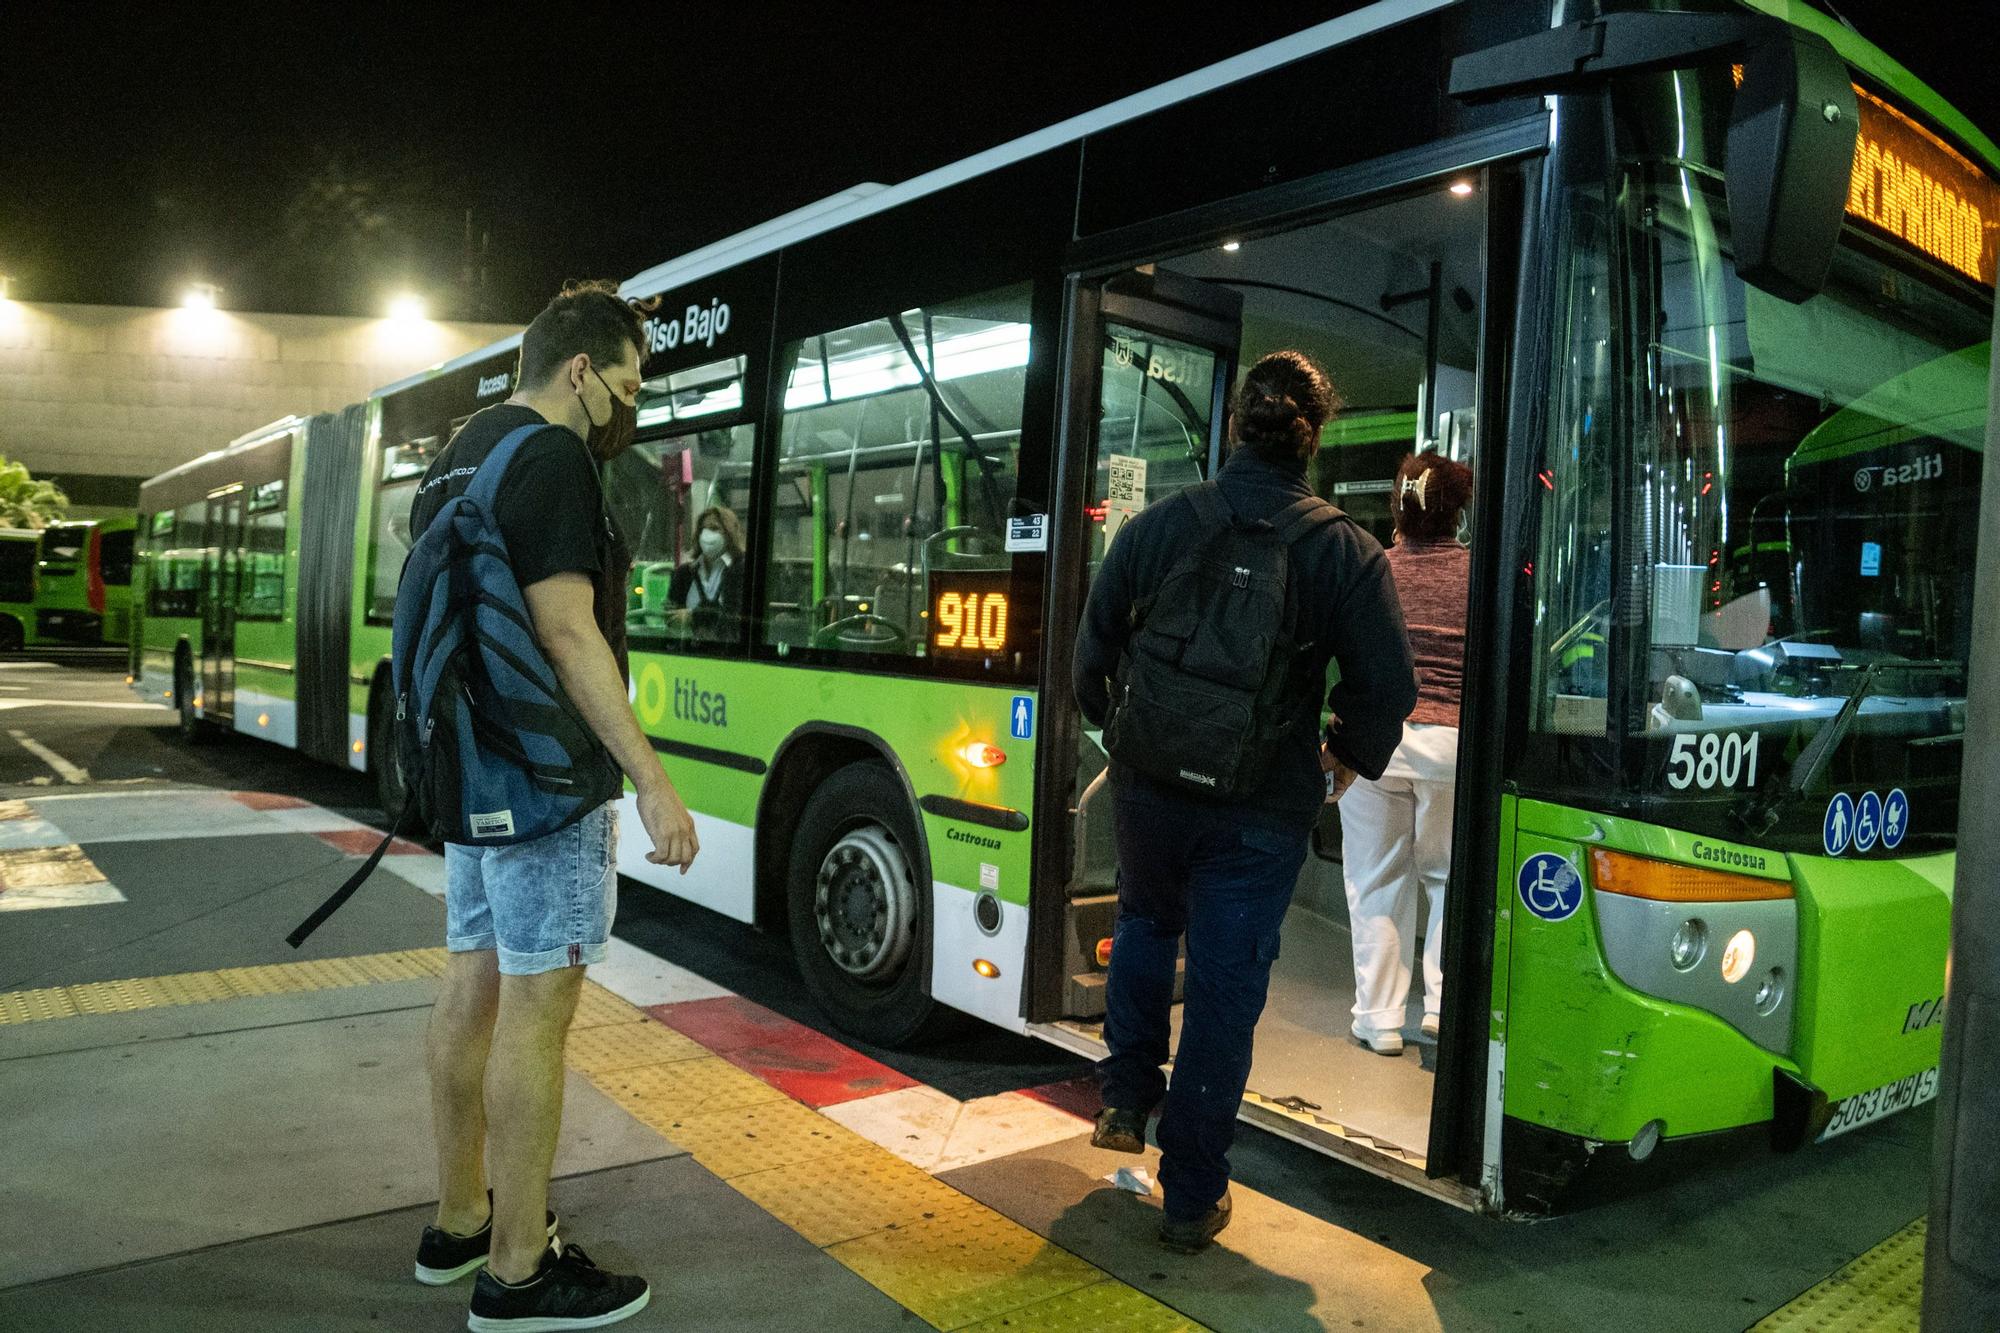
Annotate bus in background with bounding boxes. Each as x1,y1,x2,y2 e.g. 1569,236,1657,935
0,529,40,651
32,516,138,646
133,1,1994,1215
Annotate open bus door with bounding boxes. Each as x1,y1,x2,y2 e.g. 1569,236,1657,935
1031,175,1513,1211
200,486,243,725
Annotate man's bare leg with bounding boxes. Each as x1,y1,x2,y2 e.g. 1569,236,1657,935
427,949,501,1236
485,964,586,1283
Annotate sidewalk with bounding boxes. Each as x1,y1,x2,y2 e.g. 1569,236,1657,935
0,783,1934,1332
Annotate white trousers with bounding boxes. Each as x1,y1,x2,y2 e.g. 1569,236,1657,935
1340,723,1458,1029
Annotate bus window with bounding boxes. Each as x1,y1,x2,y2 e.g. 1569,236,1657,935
101,527,135,588
0,536,35,604
239,480,288,620
365,435,440,623
764,283,1031,667
39,523,90,574
147,504,206,618
607,416,756,650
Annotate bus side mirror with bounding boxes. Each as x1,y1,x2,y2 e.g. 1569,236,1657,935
1726,28,1858,303
1450,13,1860,304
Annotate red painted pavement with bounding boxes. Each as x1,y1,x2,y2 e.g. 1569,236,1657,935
312,828,431,856
1019,1074,1100,1122
231,791,310,811
648,996,918,1108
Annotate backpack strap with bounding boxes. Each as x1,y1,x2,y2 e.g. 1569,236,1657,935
1269,494,1346,545
1182,481,1235,531
463,423,563,511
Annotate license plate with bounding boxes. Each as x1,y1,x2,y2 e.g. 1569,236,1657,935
1818,1066,1940,1143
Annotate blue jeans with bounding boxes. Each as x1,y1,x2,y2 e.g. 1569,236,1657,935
445,803,618,975
1098,792,1307,1221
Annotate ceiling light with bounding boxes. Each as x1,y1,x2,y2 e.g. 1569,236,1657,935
1449,180,1476,197
388,293,426,321
182,283,219,311
1221,241,1242,252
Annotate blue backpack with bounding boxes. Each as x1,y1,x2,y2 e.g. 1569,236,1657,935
287,424,621,946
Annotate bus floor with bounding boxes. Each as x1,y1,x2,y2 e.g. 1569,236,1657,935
1063,864,1439,1161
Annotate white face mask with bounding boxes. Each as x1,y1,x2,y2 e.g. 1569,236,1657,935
697,528,726,559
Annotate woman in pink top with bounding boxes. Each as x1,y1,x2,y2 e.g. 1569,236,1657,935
1342,450,1473,1056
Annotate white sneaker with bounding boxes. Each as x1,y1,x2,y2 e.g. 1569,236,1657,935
1351,1020,1404,1056
1421,1014,1440,1041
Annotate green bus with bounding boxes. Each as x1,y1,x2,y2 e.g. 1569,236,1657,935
132,0,1992,1213
27,515,137,646
0,529,41,650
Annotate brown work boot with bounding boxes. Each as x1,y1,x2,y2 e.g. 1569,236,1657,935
1159,1189,1232,1254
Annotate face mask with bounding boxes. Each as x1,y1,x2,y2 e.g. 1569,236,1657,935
579,366,637,460
698,529,726,559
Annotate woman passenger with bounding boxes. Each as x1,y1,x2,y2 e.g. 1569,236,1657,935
1341,450,1473,1056
667,504,745,638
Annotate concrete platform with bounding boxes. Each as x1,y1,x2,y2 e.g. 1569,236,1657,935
0,1159,919,1332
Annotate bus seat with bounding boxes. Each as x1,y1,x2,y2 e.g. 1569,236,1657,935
1070,768,1118,897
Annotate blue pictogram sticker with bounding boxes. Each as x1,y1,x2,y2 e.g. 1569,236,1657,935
1823,791,1855,856
1009,695,1035,741
1854,790,1882,852
1517,853,1582,922
1881,788,1909,850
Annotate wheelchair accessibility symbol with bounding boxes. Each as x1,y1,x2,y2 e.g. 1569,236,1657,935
1517,853,1582,922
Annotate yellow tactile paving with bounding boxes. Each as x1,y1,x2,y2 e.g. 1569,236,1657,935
563,1018,707,1074
827,1202,1106,1330
956,1280,1207,1332
595,1055,789,1130
0,799,38,821
568,982,647,1029
1752,1217,1925,1333
662,1094,877,1178
730,1146,985,1247
0,844,105,890
0,948,450,1024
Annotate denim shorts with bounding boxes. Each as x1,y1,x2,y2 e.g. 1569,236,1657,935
445,803,618,975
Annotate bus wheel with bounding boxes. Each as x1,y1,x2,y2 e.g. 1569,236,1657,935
787,761,944,1047
175,654,215,744
0,618,20,652
368,681,409,821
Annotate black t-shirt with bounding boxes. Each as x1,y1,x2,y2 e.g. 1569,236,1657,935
409,404,631,676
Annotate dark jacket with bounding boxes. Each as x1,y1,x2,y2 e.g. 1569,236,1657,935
665,554,744,616
1073,446,1418,831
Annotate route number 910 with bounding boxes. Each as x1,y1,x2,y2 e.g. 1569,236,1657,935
1666,731,1760,791
934,591,1009,653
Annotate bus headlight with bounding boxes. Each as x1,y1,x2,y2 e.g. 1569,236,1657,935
1720,929,1756,984
1669,919,1707,971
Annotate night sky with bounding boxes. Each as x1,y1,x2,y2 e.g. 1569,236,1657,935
4,3,1994,324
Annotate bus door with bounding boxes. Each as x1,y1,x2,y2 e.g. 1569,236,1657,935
201,486,243,724
1046,267,1243,1021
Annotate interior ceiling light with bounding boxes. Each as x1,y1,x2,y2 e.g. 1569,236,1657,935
1449,180,1476,197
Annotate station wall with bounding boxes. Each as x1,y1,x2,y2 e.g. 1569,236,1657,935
0,300,517,515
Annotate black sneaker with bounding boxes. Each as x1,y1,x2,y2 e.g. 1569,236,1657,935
1159,1189,1232,1254
467,1240,650,1331
1091,1106,1148,1154
414,1191,560,1285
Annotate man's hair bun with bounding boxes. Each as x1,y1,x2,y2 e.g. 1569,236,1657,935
1231,350,1340,462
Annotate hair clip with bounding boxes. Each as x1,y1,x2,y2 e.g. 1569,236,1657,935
1400,470,1430,510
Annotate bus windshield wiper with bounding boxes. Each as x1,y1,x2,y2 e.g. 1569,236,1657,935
1735,657,1959,838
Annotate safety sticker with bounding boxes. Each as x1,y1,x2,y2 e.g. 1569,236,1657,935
1882,788,1909,850
1854,790,1883,852
1517,852,1582,923
1823,792,1855,857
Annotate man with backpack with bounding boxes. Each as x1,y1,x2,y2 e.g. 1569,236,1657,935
1075,348,1417,1253
408,281,697,1329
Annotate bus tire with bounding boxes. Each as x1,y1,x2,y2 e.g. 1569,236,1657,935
786,760,946,1047
368,678,409,821
174,652,216,745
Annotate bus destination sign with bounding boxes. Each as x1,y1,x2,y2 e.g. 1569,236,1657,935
930,569,1012,657
1847,86,2000,286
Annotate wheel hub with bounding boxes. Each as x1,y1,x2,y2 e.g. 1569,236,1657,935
813,824,915,981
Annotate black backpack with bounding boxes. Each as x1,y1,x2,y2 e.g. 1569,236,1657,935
1102,482,1344,802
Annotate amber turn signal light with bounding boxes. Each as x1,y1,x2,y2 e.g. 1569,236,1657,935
1587,847,1793,902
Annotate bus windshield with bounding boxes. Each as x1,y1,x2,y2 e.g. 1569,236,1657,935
1537,153,1989,854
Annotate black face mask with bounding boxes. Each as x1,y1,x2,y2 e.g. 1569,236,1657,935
579,366,637,460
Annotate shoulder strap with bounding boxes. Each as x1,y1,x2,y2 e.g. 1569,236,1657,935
1182,481,1234,531
1270,494,1346,546
463,424,562,511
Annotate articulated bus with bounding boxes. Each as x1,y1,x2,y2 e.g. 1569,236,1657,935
132,0,1992,1213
